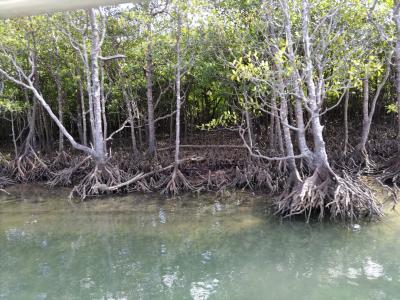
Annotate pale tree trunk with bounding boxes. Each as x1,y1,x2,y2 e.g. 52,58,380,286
122,86,139,156
301,0,330,170
282,0,314,167
57,81,64,152
23,39,41,154
274,59,300,178
275,66,300,178
80,31,96,148
294,96,312,163
10,113,18,158
22,33,41,155
23,96,37,155
255,5,301,179
76,92,84,145
169,98,174,146
357,64,390,152
265,14,286,156
89,8,106,165
268,96,276,149
243,89,255,148
100,63,108,148
174,11,182,165
280,96,300,178
267,94,285,154
138,114,143,147
146,22,156,157
276,120,284,154
78,75,88,146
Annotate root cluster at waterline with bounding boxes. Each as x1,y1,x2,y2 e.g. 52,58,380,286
276,167,383,222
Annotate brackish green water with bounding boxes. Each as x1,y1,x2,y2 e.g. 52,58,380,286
1,185,400,300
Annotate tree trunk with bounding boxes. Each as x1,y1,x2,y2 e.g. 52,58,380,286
81,33,96,149
77,77,87,146
243,89,255,148
100,66,108,142
23,95,37,155
10,112,18,158
359,74,370,152
301,0,330,170
174,11,182,165
282,0,314,167
100,63,108,144
275,107,284,154
76,98,84,146
146,22,156,157
40,106,52,153
56,79,64,152
280,96,300,178
358,64,390,153
138,115,143,148
89,8,106,165
123,86,139,156
268,96,276,149
344,89,349,154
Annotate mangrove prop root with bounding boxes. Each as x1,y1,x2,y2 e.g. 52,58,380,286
48,156,91,187
51,151,72,170
70,163,123,200
377,155,400,187
161,167,195,196
343,148,377,175
95,156,204,194
10,152,49,182
231,162,285,193
275,167,383,222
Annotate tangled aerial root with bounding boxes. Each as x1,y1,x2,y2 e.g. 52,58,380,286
204,170,230,191
275,166,383,222
377,155,400,187
9,151,49,182
375,155,400,205
51,151,73,170
231,164,276,192
160,167,196,196
342,148,377,175
70,162,123,200
48,156,91,187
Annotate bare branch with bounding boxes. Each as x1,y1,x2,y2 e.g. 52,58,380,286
98,54,126,61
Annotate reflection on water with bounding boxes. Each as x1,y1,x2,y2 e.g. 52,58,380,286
1,185,400,300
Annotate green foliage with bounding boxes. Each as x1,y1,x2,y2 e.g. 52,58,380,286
198,110,238,130
0,99,27,113
230,52,269,83
386,103,398,114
